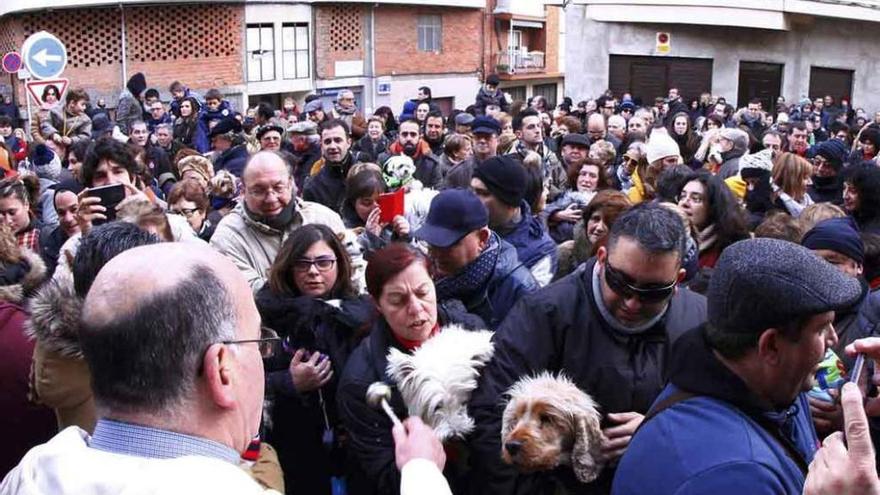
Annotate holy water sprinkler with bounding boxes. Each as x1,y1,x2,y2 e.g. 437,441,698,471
366,382,403,429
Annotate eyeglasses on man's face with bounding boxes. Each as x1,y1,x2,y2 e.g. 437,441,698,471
222,327,284,359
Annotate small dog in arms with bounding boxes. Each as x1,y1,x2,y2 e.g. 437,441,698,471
385,325,494,441
501,372,605,483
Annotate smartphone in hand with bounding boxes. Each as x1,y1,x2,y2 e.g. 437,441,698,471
850,353,869,398
87,184,125,225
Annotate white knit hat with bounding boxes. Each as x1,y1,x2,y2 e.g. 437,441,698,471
739,148,774,174
646,131,682,164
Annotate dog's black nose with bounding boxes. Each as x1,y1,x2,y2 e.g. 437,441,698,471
505,440,523,456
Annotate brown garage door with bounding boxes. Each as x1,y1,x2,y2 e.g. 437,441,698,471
609,55,713,106
809,66,853,103
738,62,783,113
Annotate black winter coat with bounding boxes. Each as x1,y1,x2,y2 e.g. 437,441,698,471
337,310,485,495
256,288,374,495
303,152,365,210
377,151,443,190
438,234,540,330
468,259,707,494
352,135,390,163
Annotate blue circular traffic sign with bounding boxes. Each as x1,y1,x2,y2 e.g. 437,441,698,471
1,52,22,74
22,32,67,80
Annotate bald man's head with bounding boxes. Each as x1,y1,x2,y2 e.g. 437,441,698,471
241,151,294,217
80,243,259,415
587,113,606,141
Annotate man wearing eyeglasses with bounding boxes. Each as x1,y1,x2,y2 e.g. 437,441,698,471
1,243,279,493
212,150,345,293
470,203,707,494
146,101,172,135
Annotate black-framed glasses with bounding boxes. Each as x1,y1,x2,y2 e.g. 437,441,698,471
223,327,284,359
293,256,336,273
170,207,199,218
603,262,676,303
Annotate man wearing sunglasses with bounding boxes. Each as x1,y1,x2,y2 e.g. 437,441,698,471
470,203,706,493
614,238,863,495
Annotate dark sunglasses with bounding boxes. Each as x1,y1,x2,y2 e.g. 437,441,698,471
603,262,676,303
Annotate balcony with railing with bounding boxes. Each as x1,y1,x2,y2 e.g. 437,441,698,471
495,49,545,75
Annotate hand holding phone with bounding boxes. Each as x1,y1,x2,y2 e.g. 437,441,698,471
87,184,126,225
850,353,869,398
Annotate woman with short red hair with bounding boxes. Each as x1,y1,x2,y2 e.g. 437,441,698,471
337,243,483,494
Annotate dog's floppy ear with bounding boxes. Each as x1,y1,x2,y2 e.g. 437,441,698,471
570,400,605,483
385,347,415,384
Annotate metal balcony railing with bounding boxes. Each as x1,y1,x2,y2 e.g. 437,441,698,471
495,49,545,74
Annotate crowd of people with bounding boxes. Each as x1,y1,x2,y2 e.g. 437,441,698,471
1,69,880,495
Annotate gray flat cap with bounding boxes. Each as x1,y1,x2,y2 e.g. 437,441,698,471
288,120,318,135
708,238,863,335
455,113,475,126
304,99,324,114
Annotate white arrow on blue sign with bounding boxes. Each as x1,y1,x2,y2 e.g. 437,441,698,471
22,31,67,80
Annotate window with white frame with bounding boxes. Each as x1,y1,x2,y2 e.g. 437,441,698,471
247,23,275,82
417,14,442,53
282,23,310,80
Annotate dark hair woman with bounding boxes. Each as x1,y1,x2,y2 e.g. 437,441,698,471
256,223,374,494
676,170,750,269
372,106,399,140
341,169,411,252
337,242,483,495
172,96,209,153
666,112,701,167
843,164,880,234
554,189,632,280
544,158,610,243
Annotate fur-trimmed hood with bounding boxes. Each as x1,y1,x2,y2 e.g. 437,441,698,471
25,269,83,358
0,248,46,305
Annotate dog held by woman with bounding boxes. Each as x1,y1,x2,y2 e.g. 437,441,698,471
386,325,494,441
501,373,606,483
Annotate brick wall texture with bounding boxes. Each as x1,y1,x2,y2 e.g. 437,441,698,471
314,4,483,80
373,6,482,76
0,4,244,106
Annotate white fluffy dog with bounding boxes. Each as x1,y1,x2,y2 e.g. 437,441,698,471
501,373,605,483
386,325,494,441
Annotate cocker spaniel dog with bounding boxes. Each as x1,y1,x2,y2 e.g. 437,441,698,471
501,372,605,483
386,325,494,441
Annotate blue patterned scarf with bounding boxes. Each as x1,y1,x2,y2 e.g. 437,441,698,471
435,235,500,301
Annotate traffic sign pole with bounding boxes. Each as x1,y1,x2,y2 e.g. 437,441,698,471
24,77,32,149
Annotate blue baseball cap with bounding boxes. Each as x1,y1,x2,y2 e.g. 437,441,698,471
415,189,489,247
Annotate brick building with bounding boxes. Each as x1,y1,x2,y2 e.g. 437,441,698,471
0,1,248,117
311,0,485,116
312,0,566,115
1,0,567,123
485,0,566,108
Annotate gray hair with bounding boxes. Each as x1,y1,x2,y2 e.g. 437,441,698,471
155,123,172,133
607,202,687,260
337,89,354,102
80,264,237,414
